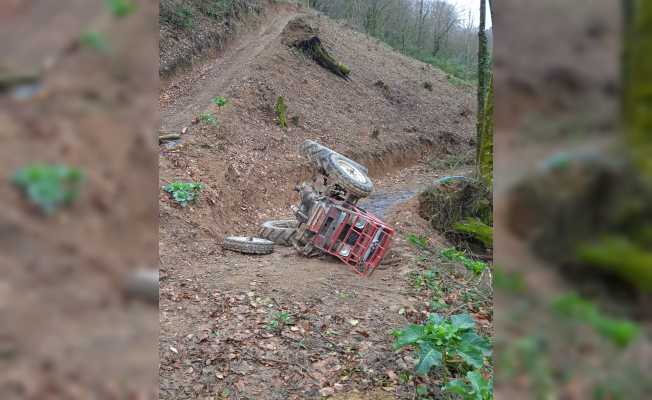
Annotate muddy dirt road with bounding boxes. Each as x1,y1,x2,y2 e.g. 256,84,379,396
159,6,481,399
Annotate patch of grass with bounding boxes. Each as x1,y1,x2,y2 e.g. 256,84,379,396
493,266,526,293
551,293,640,348
405,50,476,84
440,247,488,276
266,311,294,332
411,270,438,292
429,151,474,171
163,181,203,207
447,74,474,87
13,164,85,215
406,233,429,249
393,313,491,376
211,96,228,107
199,111,219,126
200,0,238,19
105,0,137,17
275,96,287,129
79,30,109,52
161,3,194,30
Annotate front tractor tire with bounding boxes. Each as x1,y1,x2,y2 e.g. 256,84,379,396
299,140,373,198
259,220,299,246
222,236,274,255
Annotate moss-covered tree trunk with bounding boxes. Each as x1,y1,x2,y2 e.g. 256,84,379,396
297,36,350,80
573,0,652,292
624,0,652,182
477,77,494,186
476,0,488,163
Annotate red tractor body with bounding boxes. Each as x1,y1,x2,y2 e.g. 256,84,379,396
304,197,395,276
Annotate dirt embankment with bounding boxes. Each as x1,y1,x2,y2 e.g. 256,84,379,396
159,10,475,247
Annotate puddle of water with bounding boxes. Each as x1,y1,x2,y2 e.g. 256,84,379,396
11,81,44,101
359,189,417,218
162,139,182,149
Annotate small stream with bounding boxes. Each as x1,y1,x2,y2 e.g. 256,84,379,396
358,188,418,218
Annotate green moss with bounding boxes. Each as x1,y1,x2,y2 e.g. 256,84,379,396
477,77,494,186
275,96,287,129
418,176,492,248
337,62,350,75
298,37,350,79
577,235,652,292
452,217,493,248
625,1,652,183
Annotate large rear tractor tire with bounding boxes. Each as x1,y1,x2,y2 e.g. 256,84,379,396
259,220,299,246
300,140,369,175
222,237,274,255
324,152,374,198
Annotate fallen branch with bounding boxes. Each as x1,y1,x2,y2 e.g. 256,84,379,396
158,133,181,143
296,37,350,80
0,70,40,91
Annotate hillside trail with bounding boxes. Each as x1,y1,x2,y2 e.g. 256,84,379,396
160,10,300,134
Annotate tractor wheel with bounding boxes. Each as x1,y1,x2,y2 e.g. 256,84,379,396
222,236,274,255
259,220,298,246
300,140,369,175
323,152,374,198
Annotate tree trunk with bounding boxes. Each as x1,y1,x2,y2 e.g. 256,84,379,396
477,76,493,186
432,38,441,56
624,0,652,182
476,0,489,166
416,0,424,49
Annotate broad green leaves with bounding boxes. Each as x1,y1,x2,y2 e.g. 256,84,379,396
444,370,493,400
105,0,137,18
163,181,203,207
211,96,228,107
394,325,425,348
13,164,85,215
415,342,443,375
393,313,491,376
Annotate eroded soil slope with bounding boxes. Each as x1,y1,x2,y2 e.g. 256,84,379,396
159,8,480,400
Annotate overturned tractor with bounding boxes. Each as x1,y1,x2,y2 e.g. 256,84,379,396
223,140,395,276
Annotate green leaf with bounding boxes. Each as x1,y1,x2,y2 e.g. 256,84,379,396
394,325,425,349
454,343,485,369
13,164,84,215
105,0,137,17
415,342,442,375
451,313,476,330
468,370,493,400
416,385,428,395
460,332,492,357
443,378,468,395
